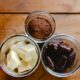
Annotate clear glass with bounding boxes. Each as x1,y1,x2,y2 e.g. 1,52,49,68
41,34,80,77
0,35,41,77
25,11,56,43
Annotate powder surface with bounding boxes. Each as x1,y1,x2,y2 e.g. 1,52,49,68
27,17,53,40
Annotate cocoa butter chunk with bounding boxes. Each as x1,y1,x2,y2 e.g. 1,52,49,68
27,16,53,39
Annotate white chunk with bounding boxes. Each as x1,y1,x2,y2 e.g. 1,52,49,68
18,43,38,62
7,50,21,70
10,41,26,52
18,61,32,73
23,44,36,52
22,44,38,68
17,49,32,62
7,42,38,72
22,44,38,60
28,58,38,69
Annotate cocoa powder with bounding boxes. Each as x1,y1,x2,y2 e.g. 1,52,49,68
27,16,53,40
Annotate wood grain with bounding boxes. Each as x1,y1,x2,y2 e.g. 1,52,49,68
0,14,80,80
0,0,80,13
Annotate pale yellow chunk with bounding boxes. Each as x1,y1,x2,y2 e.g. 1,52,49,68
8,42,38,72
18,61,32,73
23,44,36,52
22,44,38,60
10,41,26,52
7,50,21,70
18,43,38,62
17,49,32,62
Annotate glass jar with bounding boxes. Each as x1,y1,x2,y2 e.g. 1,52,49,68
25,11,56,43
0,35,41,77
41,34,80,77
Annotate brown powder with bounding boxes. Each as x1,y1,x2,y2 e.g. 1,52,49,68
27,17,53,40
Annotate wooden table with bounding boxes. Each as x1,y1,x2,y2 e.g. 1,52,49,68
0,14,80,80
0,0,80,13
0,0,80,80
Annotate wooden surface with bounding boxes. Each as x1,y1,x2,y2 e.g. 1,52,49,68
0,14,80,80
0,0,80,13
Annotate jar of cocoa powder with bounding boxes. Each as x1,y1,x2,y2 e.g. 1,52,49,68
25,11,56,43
